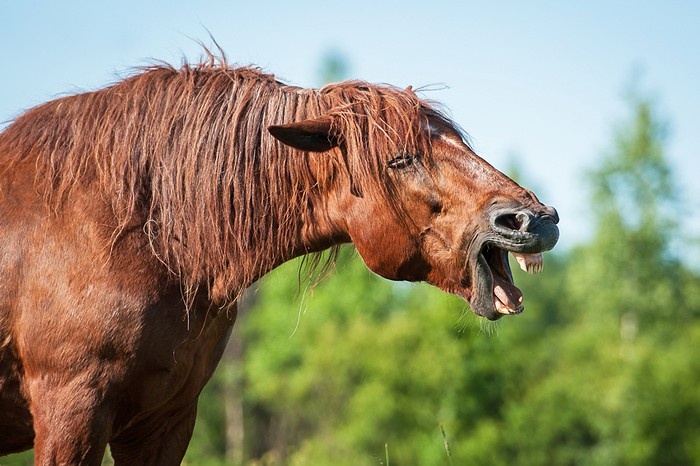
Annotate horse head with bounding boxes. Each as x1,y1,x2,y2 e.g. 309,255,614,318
269,108,558,321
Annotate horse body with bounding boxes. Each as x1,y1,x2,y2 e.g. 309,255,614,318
0,156,236,463
0,60,558,464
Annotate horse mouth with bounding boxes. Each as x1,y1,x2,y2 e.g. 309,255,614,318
473,244,543,319
465,207,559,320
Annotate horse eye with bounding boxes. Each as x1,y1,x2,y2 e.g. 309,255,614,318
387,154,417,169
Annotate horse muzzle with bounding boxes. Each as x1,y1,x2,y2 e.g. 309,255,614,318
488,205,560,254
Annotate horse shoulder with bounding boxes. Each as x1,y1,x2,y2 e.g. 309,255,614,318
0,158,235,452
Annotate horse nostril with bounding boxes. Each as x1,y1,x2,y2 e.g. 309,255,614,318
494,211,531,232
515,212,531,231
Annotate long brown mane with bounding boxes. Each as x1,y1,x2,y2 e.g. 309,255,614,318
0,58,455,304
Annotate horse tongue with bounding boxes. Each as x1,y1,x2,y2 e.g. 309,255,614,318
493,274,524,314
511,252,543,274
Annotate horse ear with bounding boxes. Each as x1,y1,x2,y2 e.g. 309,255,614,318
268,116,340,152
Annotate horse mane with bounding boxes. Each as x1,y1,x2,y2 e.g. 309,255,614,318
0,58,459,304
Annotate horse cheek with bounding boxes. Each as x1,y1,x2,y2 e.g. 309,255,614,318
349,219,414,281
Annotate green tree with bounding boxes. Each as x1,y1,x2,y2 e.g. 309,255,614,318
487,92,700,466
317,49,350,86
240,250,471,465
569,91,690,330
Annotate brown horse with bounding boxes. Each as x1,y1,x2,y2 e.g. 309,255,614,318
0,58,558,464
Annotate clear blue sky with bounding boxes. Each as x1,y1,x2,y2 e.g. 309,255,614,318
2,1,698,253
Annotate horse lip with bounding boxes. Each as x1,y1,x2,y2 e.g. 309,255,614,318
460,233,503,320
465,247,502,320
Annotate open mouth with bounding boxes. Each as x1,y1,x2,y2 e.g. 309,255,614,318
464,206,558,320
425,206,558,320
480,244,543,317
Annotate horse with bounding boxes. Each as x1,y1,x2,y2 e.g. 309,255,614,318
0,57,558,465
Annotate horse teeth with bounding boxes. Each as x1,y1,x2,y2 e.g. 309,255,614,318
526,261,543,274
512,252,543,274
494,297,511,314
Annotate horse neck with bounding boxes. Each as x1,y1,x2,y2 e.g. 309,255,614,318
205,151,352,303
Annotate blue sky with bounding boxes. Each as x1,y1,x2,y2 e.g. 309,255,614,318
2,1,698,253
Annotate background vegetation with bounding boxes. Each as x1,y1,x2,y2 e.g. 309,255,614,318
3,63,698,466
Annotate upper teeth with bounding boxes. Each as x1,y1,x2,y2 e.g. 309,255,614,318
511,252,543,274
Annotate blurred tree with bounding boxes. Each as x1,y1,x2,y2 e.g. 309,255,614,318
240,249,474,465
568,91,694,331
317,49,350,86
452,91,700,466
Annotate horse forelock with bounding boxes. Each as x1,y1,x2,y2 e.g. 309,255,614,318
0,61,460,304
